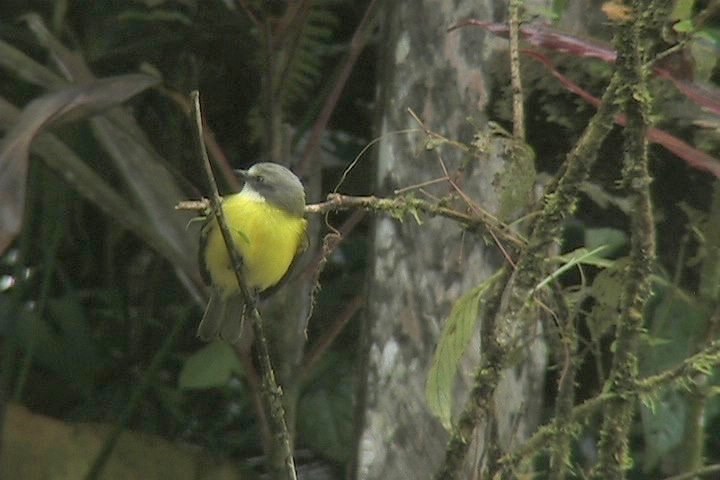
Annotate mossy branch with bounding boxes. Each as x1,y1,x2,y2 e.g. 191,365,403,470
547,286,577,480
498,339,720,474
590,2,663,477
178,193,526,250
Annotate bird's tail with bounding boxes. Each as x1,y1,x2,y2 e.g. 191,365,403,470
197,291,246,343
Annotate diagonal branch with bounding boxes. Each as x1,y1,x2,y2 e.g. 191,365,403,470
191,91,298,480
590,2,662,477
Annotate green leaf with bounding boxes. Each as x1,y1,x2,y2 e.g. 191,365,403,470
178,341,243,390
584,227,627,257
640,391,687,472
586,258,627,339
639,275,714,471
673,19,694,33
642,287,708,377
690,36,718,82
426,271,502,430
538,245,613,292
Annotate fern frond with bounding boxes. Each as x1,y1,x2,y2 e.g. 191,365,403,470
279,2,339,111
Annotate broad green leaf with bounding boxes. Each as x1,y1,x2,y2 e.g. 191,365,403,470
586,258,627,339
642,286,708,377
640,391,687,472
635,269,712,472
673,19,694,33
426,270,502,430
179,341,243,390
690,37,718,82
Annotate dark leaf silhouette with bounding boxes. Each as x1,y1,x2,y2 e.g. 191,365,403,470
0,74,159,254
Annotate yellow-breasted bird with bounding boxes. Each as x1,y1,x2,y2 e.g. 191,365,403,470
197,162,308,342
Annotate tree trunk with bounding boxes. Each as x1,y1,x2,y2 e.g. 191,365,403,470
354,1,547,477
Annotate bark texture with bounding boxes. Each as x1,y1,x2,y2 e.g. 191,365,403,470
355,1,547,478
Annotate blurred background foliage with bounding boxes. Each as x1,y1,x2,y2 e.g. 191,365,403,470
0,0,719,478
0,0,373,477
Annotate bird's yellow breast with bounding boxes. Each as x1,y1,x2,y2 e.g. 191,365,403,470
203,194,307,295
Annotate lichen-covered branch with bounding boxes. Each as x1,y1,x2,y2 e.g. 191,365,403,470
547,288,577,480
590,2,664,477
498,339,720,473
179,193,526,250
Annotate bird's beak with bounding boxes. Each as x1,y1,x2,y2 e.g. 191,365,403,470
234,169,248,179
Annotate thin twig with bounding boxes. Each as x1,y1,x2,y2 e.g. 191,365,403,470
190,91,297,480
303,209,366,280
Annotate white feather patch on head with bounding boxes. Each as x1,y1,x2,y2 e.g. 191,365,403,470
238,184,267,202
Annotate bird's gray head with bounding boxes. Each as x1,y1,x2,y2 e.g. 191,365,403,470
236,163,306,217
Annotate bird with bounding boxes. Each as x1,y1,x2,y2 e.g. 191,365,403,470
197,162,308,343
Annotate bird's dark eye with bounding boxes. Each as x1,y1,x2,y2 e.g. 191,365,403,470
255,175,265,183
